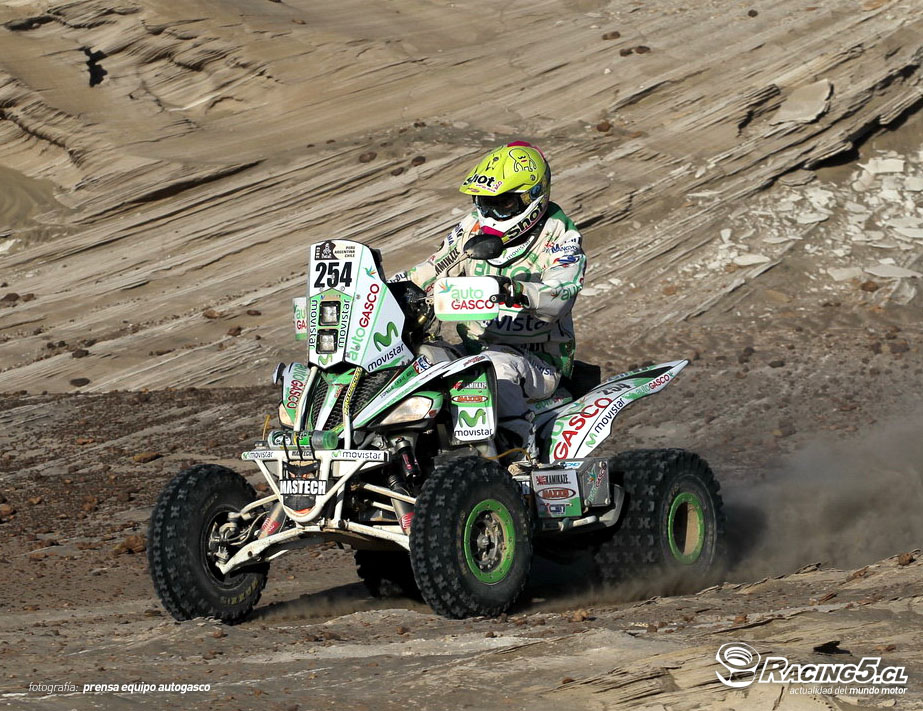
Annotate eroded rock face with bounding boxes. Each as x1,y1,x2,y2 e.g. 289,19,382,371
0,0,921,394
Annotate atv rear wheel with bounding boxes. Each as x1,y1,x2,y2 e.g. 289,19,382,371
410,456,532,618
594,449,725,588
148,464,268,623
354,550,419,599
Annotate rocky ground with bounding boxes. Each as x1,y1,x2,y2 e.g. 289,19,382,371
0,0,922,709
1,306,921,709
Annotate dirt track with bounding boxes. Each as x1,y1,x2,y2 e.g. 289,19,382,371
1,322,922,709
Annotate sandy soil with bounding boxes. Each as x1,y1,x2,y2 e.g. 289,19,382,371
0,311,921,709
0,0,922,709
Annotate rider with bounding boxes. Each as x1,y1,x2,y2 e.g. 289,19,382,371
397,141,586,458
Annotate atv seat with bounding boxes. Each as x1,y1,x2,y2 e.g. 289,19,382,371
561,360,601,399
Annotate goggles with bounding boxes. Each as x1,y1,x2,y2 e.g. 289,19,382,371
474,192,527,220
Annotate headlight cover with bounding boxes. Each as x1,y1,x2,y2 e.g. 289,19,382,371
379,396,434,426
317,329,337,353
319,301,340,326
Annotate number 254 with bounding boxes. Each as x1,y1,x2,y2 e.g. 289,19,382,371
313,261,353,289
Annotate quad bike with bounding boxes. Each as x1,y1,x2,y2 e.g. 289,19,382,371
149,236,725,622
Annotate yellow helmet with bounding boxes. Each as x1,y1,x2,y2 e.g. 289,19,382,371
459,141,551,242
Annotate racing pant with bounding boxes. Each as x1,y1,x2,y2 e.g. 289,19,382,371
483,345,560,455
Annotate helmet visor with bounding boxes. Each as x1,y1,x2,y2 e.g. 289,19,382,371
474,192,526,221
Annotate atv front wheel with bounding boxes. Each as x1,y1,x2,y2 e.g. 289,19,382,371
410,456,532,618
148,464,268,623
594,449,725,587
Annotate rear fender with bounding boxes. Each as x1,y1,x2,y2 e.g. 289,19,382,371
540,360,688,461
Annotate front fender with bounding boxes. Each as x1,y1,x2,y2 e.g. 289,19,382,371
353,353,496,428
275,362,311,428
448,366,497,444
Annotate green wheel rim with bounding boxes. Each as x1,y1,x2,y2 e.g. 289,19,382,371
667,492,705,564
463,499,516,584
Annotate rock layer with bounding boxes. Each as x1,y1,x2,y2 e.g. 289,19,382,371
0,0,921,391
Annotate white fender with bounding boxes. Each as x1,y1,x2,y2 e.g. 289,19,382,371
353,353,494,428
540,360,688,461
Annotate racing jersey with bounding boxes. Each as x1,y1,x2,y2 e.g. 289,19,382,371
399,203,585,376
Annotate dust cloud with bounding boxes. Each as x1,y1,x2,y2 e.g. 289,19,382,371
523,408,923,611
724,407,923,579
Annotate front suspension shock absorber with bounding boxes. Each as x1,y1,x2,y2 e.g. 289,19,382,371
258,502,286,538
389,437,420,533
